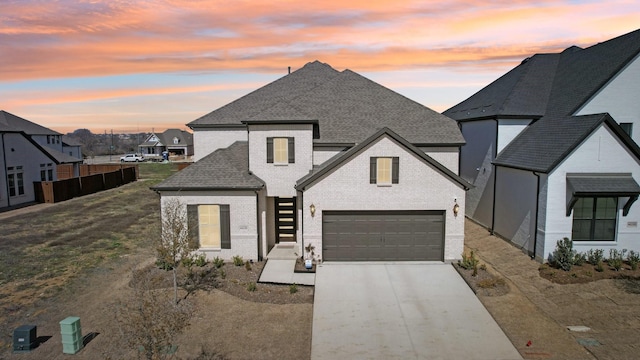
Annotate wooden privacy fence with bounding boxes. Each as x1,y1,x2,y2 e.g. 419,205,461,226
35,166,138,204
57,164,140,180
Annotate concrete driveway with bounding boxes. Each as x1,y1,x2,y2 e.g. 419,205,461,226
311,263,521,360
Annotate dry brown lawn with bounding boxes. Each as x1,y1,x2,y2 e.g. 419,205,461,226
0,163,312,359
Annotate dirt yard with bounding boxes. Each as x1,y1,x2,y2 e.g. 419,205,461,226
0,163,312,360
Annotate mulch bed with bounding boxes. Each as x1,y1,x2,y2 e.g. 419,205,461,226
539,262,640,284
454,263,510,297
133,261,314,304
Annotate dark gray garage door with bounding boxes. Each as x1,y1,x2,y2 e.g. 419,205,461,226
322,210,444,261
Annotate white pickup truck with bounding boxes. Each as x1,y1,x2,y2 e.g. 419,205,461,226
120,154,144,162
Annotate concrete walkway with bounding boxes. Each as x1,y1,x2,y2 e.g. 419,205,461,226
311,263,522,360
258,244,315,285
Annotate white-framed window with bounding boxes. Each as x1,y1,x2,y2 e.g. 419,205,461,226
267,137,295,164
173,137,179,144
40,163,54,181
572,197,617,241
370,157,399,185
7,166,25,197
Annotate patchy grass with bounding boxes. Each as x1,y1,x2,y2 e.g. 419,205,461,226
0,164,179,340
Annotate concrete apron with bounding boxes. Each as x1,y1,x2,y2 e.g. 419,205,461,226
311,263,522,360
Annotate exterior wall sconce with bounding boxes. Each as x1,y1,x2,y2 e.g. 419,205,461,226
453,200,460,217
310,204,316,217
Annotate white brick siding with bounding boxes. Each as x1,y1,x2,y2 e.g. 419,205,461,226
301,136,466,261
160,191,259,261
193,128,247,161
248,124,314,197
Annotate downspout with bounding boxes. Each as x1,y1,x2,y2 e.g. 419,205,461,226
299,190,304,262
256,190,262,261
532,172,541,260
1,133,10,207
490,118,498,234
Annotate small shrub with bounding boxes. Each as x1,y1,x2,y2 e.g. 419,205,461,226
181,256,194,268
571,273,578,278
194,253,208,267
573,252,587,266
609,249,627,271
155,258,174,271
627,250,640,270
233,255,244,266
587,249,605,265
595,261,604,272
244,261,252,271
479,264,487,271
477,277,506,289
551,237,575,271
246,282,257,292
585,271,593,277
219,269,226,279
458,251,480,271
289,283,298,294
212,257,225,268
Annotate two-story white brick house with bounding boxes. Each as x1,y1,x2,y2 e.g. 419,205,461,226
152,61,471,262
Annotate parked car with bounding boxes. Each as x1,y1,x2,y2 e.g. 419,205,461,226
120,154,144,162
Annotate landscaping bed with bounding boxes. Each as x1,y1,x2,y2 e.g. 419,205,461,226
454,252,509,297
539,262,640,284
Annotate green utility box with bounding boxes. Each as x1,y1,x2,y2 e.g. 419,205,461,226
59,316,83,354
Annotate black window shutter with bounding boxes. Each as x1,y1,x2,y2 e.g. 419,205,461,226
187,205,199,247
370,157,377,184
220,205,231,249
288,137,295,163
392,157,399,184
266,138,274,163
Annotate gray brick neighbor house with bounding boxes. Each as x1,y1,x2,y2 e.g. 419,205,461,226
152,61,471,262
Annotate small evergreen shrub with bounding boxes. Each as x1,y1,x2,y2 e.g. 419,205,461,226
194,253,208,267
219,269,226,279
595,261,604,272
587,249,605,265
551,237,575,271
244,260,252,271
155,258,174,271
459,251,479,270
608,249,627,271
627,250,640,270
233,255,244,266
212,256,225,268
289,283,298,294
573,252,587,266
246,282,257,292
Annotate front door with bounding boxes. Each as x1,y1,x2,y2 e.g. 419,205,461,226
275,197,296,243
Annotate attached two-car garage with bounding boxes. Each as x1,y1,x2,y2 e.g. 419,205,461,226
321,210,445,261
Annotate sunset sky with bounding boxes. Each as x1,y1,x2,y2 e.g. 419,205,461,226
1,0,639,134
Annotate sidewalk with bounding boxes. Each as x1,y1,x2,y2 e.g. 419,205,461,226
466,219,640,360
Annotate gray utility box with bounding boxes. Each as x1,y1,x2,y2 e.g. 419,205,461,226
13,325,38,352
60,316,83,354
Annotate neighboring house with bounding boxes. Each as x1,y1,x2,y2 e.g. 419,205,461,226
152,61,471,262
61,135,83,159
0,110,83,209
444,29,640,261
138,129,193,157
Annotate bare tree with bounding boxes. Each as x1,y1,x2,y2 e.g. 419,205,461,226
114,267,193,360
156,198,199,304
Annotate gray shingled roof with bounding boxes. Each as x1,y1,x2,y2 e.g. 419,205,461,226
444,29,640,121
159,129,193,147
493,113,640,172
443,53,560,121
0,110,60,135
42,146,83,164
189,61,464,145
189,61,340,127
151,141,264,191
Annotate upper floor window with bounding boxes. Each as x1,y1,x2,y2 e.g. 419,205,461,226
173,137,180,144
267,137,295,164
40,163,54,181
572,197,617,241
620,123,633,137
370,157,399,185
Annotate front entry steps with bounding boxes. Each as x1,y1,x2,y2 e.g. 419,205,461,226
259,244,315,285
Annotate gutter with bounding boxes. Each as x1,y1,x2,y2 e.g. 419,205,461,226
532,172,541,260
490,118,498,234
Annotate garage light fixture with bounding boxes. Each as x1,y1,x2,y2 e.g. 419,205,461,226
310,204,316,217
453,200,460,217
